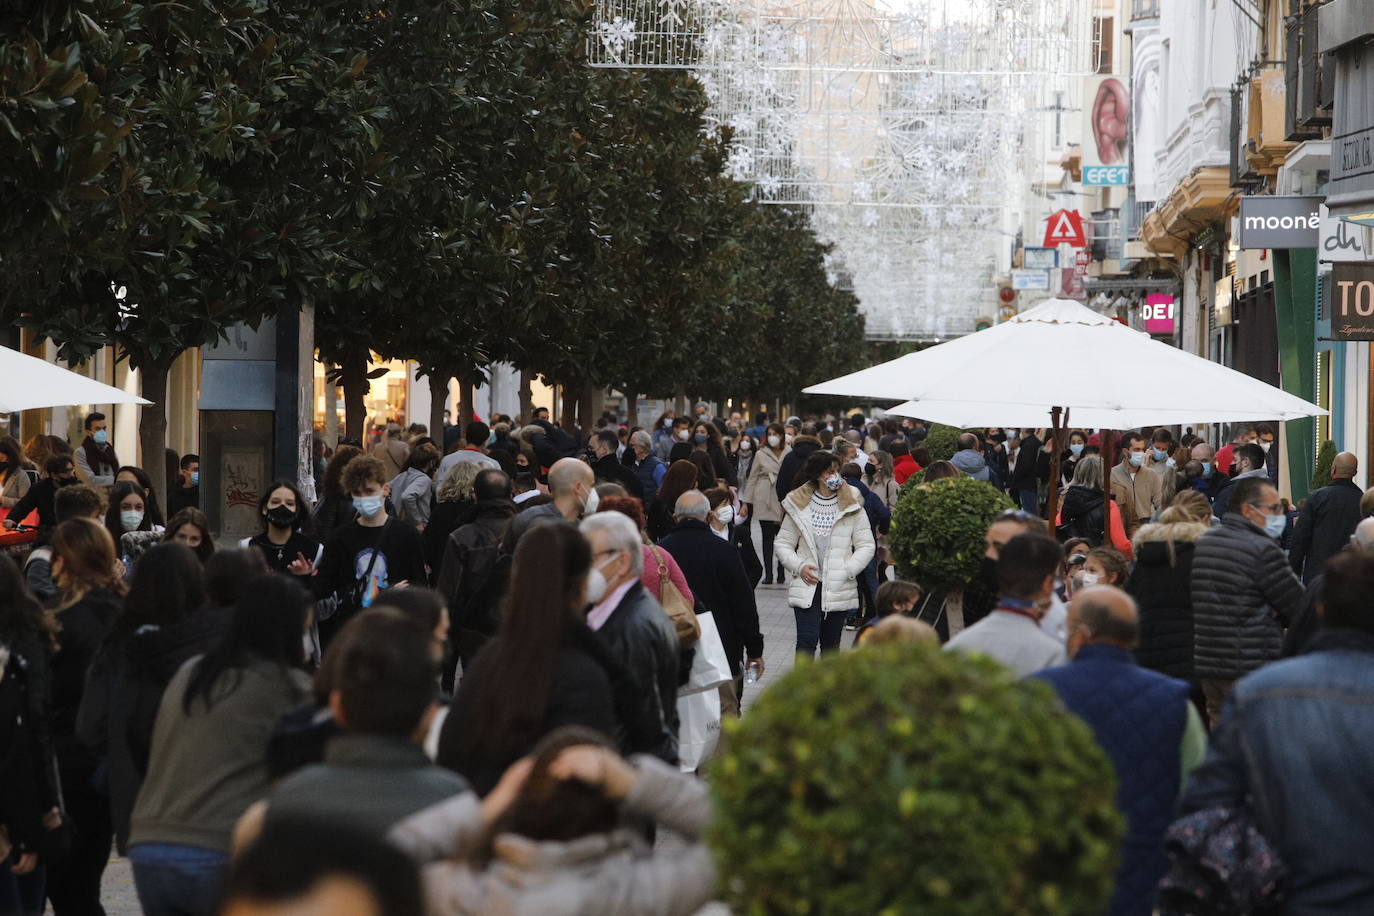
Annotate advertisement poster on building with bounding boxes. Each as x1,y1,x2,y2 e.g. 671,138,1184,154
1332,263,1374,341
1083,76,1130,186
1143,293,1176,334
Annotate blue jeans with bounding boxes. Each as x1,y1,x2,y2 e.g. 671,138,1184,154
795,588,851,658
1017,487,1038,515
130,843,227,916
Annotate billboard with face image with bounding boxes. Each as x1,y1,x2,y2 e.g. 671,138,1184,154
1083,76,1130,186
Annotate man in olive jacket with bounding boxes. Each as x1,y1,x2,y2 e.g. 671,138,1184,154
1191,476,1305,723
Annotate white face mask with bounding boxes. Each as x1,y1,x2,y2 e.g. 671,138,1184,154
1080,572,1101,587
581,485,600,517
714,505,734,525
767,435,781,448
677,429,690,442
739,441,752,452
584,568,608,605
1259,440,1272,453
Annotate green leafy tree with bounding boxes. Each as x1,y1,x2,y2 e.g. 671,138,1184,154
1311,439,1337,491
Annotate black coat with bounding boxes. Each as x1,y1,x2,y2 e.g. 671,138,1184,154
591,453,644,499
1007,435,1042,489
1191,514,1305,681
595,582,681,765
435,499,516,637
423,499,477,576
76,609,226,851
1057,485,1105,545
1289,479,1364,583
657,519,763,668
49,587,123,773
438,625,620,796
775,437,822,505
1126,525,1206,680
0,627,58,852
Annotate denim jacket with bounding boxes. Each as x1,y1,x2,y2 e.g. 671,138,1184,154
1179,629,1374,914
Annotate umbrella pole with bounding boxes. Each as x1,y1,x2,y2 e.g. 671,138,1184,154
1045,406,1064,528
1101,429,1116,545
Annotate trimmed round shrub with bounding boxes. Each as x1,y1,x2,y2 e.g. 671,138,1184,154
1311,439,1337,491
709,643,1122,915
890,474,1013,594
921,423,963,462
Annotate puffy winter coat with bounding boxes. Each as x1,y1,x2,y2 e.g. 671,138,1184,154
1191,514,1305,681
1126,520,1208,680
741,446,786,522
775,483,876,613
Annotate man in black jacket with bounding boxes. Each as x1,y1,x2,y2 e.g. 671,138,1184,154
435,469,517,680
1007,428,1042,513
589,429,644,499
580,511,680,764
658,491,765,711
1289,452,1363,584
3,454,78,542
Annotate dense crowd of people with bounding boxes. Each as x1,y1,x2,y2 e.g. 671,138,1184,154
0,406,1371,914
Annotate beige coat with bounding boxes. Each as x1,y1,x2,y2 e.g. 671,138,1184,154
741,446,787,522
775,483,876,613
1110,460,1164,536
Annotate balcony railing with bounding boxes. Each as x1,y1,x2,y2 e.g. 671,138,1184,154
1130,0,1160,21
1284,2,1334,140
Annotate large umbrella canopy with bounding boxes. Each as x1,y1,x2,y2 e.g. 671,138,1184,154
805,298,1325,428
0,345,151,413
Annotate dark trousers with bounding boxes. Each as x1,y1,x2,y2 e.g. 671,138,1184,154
45,768,112,916
1017,487,1038,515
759,521,780,581
130,844,226,916
0,857,44,916
733,524,762,587
794,587,850,659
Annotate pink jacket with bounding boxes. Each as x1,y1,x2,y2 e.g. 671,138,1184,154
640,544,694,607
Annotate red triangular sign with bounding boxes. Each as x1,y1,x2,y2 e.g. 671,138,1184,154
1043,209,1086,247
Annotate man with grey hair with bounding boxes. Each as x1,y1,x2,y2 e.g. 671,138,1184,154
623,428,666,507
1036,586,1207,914
660,489,764,713
579,511,680,763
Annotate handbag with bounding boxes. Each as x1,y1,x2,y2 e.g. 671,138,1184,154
679,611,733,696
676,688,721,772
649,546,700,647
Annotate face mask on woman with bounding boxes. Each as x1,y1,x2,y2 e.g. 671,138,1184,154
1080,571,1101,587
265,505,296,529
693,433,708,445
738,441,752,453
1069,443,1084,457
767,435,781,448
823,474,843,491
120,509,144,532
714,505,734,525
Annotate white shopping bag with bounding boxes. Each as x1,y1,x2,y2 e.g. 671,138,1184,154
679,611,733,696
677,687,721,772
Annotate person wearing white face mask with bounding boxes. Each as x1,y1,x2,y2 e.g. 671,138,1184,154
1190,475,1306,723
315,455,427,648
580,511,681,764
775,451,876,660
507,457,598,549
744,423,790,584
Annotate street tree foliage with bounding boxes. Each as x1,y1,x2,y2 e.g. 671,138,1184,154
0,0,867,452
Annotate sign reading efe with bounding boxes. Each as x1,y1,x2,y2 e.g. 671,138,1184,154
1333,263,1374,341
1237,196,1322,249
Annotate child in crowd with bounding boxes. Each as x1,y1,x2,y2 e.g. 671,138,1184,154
853,580,922,647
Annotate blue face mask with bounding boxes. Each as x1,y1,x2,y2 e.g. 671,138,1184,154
1129,451,1145,467
694,433,708,444
1263,512,1286,539
1200,462,1211,476
1152,447,1168,461
353,494,384,518
1069,443,1084,457
190,471,199,486
93,429,109,445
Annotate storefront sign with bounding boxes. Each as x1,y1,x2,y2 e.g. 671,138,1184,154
1333,126,1374,184
1143,293,1176,334
1213,277,1233,327
1011,269,1050,290
1022,247,1058,270
1237,195,1322,249
1083,76,1130,186
1321,205,1370,263
1332,263,1374,341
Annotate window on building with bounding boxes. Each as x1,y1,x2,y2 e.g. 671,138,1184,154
1093,16,1115,74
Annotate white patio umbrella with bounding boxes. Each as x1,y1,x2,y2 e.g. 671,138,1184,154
0,344,151,412
805,298,1325,429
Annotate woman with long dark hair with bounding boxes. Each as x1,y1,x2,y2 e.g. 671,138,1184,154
0,553,59,910
77,543,220,855
46,518,126,914
163,507,215,564
115,466,166,528
242,481,321,577
438,525,622,795
646,459,702,542
310,444,362,538
128,574,312,914
0,436,34,512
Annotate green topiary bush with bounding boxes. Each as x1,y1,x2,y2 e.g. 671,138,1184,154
921,423,963,462
889,475,1013,594
1311,439,1337,491
708,643,1123,915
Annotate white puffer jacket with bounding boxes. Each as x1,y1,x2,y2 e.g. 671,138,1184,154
775,483,876,613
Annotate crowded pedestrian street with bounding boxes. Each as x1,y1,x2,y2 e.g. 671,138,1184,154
6,0,1374,914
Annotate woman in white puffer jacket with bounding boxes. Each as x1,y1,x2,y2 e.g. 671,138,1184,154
775,450,876,659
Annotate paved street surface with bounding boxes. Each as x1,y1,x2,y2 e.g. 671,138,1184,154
97,532,804,914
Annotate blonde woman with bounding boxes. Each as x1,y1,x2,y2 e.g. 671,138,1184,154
742,422,789,584
48,518,126,912
425,460,485,573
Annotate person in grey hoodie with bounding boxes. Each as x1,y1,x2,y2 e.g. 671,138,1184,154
950,432,991,482
390,726,715,916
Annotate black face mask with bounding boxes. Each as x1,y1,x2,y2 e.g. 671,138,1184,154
978,555,999,593
58,475,77,486
265,505,297,529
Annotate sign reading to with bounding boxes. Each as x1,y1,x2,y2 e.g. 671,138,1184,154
1333,263,1374,341
1044,209,1086,247
1237,196,1322,249
1142,293,1175,334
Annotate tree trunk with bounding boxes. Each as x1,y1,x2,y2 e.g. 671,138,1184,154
579,386,596,433
339,349,369,442
518,369,535,423
561,385,579,434
428,371,451,441
323,372,339,447
945,588,966,638
136,356,173,519
673,383,687,417
457,376,474,434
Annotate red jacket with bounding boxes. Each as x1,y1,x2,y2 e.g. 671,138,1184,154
893,455,920,485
